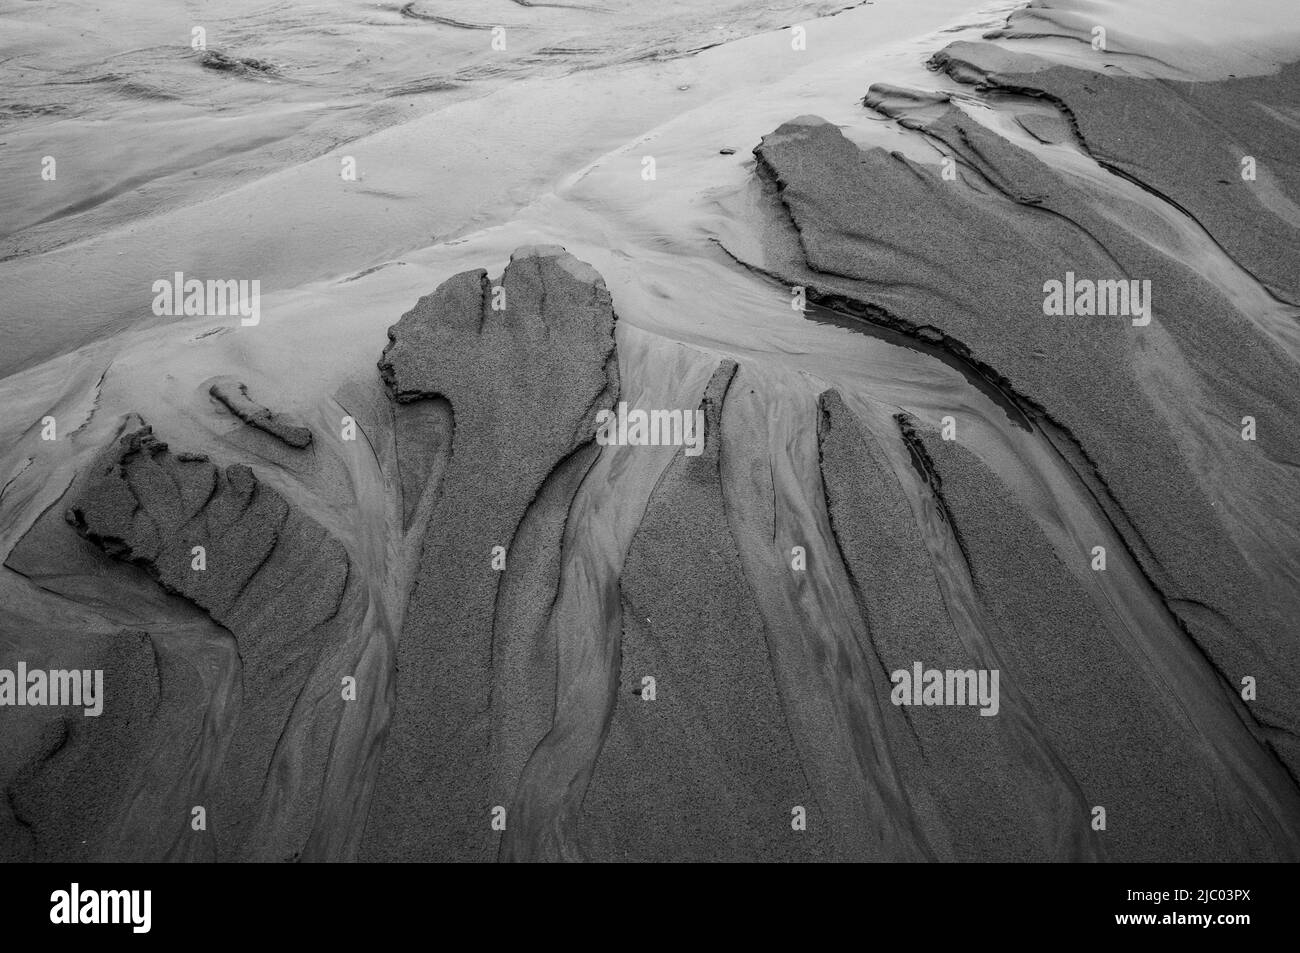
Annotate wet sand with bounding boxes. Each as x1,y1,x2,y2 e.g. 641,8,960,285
1,0,1298,862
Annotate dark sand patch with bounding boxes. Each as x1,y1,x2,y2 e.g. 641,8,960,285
1,629,162,861
210,379,313,449
579,360,829,861
931,43,1300,302
199,51,277,76
361,245,618,861
817,391,1092,860
64,419,352,858
752,107,1300,781
917,423,1280,860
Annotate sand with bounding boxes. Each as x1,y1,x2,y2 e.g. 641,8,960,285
1,0,1298,862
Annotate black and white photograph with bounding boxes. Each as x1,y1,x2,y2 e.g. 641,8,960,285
0,0,1296,925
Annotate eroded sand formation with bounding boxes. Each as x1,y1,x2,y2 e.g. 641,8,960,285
209,380,314,449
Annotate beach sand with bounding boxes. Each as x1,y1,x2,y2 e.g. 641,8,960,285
1,0,1298,862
